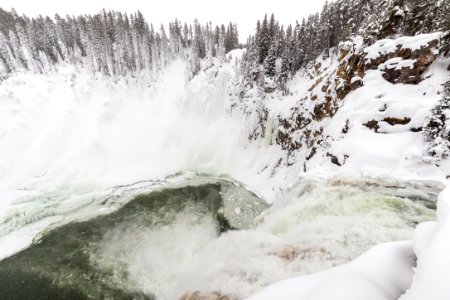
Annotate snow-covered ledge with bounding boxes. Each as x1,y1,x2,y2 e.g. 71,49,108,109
246,241,414,300
247,187,450,300
400,187,450,300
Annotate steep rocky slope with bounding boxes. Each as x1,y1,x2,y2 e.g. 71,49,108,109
200,32,450,185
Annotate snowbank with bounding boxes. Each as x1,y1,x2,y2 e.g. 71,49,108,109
400,187,450,300
246,241,414,300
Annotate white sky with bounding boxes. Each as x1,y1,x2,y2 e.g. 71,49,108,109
1,0,327,42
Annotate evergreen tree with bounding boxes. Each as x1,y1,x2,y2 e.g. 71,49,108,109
405,0,438,35
437,0,450,32
8,30,24,69
320,0,331,58
0,31,16,72
217,24,226,60
278,51,289,93
424,81,450,159
264,40,277,77
0,2,445,85
244,40,261,84
258,15,270,64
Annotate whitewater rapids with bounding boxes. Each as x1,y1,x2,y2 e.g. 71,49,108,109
0,174,440,299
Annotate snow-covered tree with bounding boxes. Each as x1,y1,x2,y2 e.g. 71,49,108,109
437,0,450,32
277,52,290,93
424,81,450,159
258,15,270,64
264,40,277,77
217,25,226,60
0,31,17,72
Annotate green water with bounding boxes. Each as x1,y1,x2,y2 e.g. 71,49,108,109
0,184,234,300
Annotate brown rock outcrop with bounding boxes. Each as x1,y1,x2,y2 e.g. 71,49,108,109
180,291,233,300
367,39,440,84
383,117,411,126
271,33,441,157
272,245,334,261
364,117,411,133
335,43,365,101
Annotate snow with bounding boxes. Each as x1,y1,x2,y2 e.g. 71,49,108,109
400,187,450,300
0,58,284,259
305,54,450,182
247,185,450,300
411,221,436,258
227,48,246,61
247,241,414,300
0,32,449,299
238,33,450,299
364,32,444,62
0,59,266,193
382,57,416,70
242,32,450,189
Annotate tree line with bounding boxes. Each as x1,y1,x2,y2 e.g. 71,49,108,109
0,0,449,84
0,8,240,79
241,0,450,92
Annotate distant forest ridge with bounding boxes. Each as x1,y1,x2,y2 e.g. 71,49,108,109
0,7,240,78
0,0,448,83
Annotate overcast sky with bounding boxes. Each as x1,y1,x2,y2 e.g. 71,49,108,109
1,0,327,42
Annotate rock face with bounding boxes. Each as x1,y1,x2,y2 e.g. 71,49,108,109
337,33,442,100
340,35,441,92
364,117,412,133
363,34,442,85
335,40,365,101
272,32,444,157
378,40,439,84
276,245,298,261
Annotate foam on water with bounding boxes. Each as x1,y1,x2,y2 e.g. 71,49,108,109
79,178,441,299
